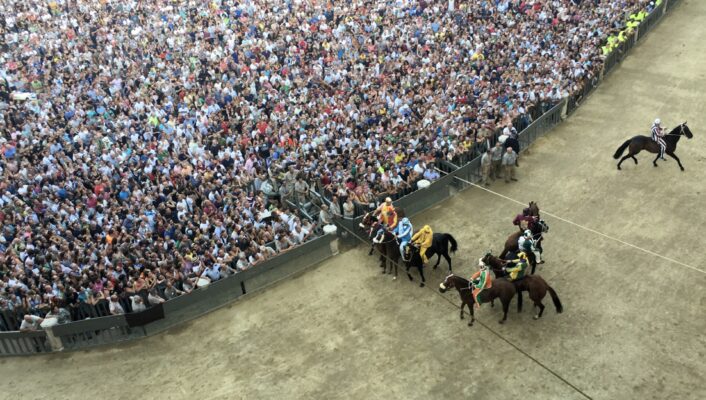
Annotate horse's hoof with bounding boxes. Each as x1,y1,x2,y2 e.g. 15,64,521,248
653,164,658,167
392,276,397,281
681,168,685,172
533,315,540,320
407,275,413,281
468,322,473,326
498,319,505,324
419,282,425,288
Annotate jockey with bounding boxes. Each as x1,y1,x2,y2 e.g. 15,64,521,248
411,225,434,264
518,229,543,264
471,259,493,308
504,252,529,281
513,208,535,231
652,118,666,160
394,217,413,260
375,197,397,228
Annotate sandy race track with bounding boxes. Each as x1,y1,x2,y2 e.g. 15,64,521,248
1,2,705,400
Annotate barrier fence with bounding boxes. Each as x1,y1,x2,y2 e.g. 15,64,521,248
0,0,683,356
0,234,336,355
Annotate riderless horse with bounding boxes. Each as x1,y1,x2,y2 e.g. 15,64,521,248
614,122,694,170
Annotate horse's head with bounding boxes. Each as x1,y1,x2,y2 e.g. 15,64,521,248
681,122,694,139
439,273,456,293
359,212,379,238
482,252,504,272
537,219,549,234
528,201,540,217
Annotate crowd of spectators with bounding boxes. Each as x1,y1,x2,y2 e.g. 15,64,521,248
0,0,655,329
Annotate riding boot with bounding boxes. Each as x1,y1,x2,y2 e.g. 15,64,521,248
533,250,544,264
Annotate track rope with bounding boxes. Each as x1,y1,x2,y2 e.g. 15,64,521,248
435,168,705,275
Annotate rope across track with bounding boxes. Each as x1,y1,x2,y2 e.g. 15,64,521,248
336,222,593,400
435,167,705,275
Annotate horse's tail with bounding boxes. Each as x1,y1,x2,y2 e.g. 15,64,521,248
613,139,631,159
445,234,458,253
547,286,563,314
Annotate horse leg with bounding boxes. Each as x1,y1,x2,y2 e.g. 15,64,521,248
617,154,633,170
653,153,660,167
406,264,413,282
392,260,398,280
534,301,545,320
631,155,638,165
516,288,523,313
433,253,441,270
417,265,425,287
459,302,465,320
666,151,685,171
499,298,510,324
468,302,475,326
443,252,452,272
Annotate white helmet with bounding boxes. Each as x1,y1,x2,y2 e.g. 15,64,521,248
524,229,533,238
654,118,661,126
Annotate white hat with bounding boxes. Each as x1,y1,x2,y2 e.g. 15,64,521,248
654,118,661,125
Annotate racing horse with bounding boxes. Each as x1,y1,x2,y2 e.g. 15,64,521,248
360,208,406,268
371,227,403,278
482,253,564,320
423,232,458,272
499,219,548,274
614,122,694,170
438,274,517,326
402,244,427,287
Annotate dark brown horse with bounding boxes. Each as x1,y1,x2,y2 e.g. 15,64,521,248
614,122,694,170
438,274,517,325
372,228,402,278
482,253,564,319
360,208,405,269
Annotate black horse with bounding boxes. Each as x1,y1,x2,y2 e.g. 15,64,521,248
423,233,458,271
403,244,427,287
614,122,694,170
371,228,403,278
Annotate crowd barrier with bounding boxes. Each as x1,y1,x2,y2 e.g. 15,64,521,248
569,0,680,115
0,235,336,355
0,0,683,356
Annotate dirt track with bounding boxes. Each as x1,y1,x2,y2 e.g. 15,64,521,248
1,2,705,399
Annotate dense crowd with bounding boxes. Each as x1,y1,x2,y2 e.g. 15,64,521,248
0,0,654,329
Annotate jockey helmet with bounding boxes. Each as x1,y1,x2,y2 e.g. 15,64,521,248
401,217,410,225
654,118,661,126
522,207,530,216
385,197,392,203
478,258,487,270
524,229,533,238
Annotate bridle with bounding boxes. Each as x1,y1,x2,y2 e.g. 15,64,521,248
441,273,473,292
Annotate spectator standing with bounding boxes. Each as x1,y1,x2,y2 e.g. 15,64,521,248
490,142,504,181
480,150,492,187
502,148,519,183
